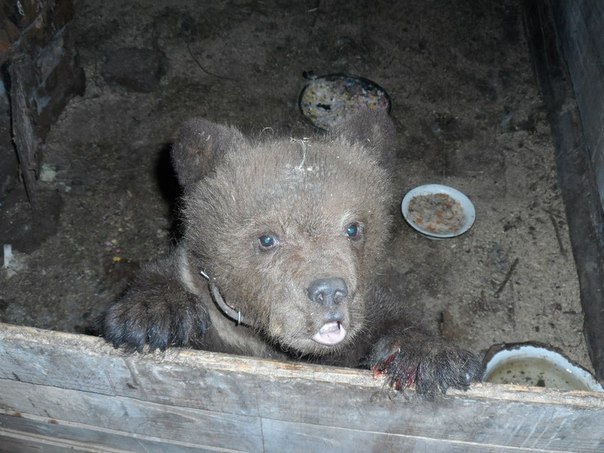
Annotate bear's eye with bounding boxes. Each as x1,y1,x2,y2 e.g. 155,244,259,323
344,222,363,241
258,234,278,250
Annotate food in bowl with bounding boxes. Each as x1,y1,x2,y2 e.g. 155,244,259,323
401,184,475,239
407,192,465,235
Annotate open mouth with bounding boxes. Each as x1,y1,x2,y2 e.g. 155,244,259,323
312,321,347,346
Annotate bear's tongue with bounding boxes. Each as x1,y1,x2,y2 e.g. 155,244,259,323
312,321,347,346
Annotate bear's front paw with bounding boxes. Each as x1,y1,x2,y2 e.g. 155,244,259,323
369,338,482,398
102,288,208,352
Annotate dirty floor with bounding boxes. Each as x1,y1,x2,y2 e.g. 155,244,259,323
0,0,592,371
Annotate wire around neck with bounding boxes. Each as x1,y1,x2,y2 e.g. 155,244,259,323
200,270,252,327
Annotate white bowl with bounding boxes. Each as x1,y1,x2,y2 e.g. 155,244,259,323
483,343,603,392
401,184,475,239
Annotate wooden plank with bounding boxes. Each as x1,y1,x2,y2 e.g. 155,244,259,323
0,428,127,453
1,323,604,451
9,56,39,204
260,419,550,453
553,0,604,209
0,380,262,451
0,414,234,453
0,435,98,453
3,392,602,453
5,0,84,202
257,381,604,451
524,0,604,383
2,323,603,409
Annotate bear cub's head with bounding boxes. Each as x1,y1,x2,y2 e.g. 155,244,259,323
173,110,396,356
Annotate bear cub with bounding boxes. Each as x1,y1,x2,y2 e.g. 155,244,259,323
102,110,482,397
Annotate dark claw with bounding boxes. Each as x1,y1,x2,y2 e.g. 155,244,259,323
101,284,209,352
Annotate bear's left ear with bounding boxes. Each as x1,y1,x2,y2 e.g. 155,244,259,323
331,109,397,164
171,118,248,190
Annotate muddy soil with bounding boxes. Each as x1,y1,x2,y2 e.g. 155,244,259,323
0,0,592,372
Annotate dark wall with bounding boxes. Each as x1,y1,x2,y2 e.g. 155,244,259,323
525,0,604,382
0,0,84,202
551,0,604,213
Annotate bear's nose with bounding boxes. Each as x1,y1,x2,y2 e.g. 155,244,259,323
307,278,348,307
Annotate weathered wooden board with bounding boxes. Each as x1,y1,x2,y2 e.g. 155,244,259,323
9,56,39,203
550,0,604,210
1,323,603,452
524,0,604,382
3,0,84,203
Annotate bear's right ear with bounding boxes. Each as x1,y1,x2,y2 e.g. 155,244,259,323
171,118,247,189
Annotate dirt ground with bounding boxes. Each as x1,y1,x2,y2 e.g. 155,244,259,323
0,0,593,373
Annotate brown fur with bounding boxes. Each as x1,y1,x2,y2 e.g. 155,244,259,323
102,111,482,397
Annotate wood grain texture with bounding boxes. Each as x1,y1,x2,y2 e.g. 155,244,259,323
9,56,39,204
1,323,604,452
524,0,604,382
551,0,604,207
